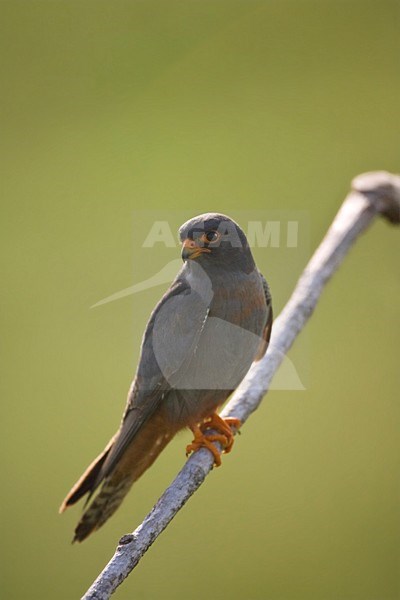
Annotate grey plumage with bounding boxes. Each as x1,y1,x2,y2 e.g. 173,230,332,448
60,213,272,541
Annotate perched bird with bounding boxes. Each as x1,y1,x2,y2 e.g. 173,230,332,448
60,213,272,542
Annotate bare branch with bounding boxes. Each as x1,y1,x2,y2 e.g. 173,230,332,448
82,171,400,600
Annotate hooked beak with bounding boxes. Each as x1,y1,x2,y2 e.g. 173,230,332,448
181,238,211,261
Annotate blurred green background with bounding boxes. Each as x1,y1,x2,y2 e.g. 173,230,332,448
1,1,399,599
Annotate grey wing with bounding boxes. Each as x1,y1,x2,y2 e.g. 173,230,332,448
255,271,273,360
96,276,210,481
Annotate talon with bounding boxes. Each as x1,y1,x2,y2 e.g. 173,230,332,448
186,413,242,465
221,417,241,451
186,425,225,466
223,417,242,431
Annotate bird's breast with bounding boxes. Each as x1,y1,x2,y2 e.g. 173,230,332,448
174,271,267,391
162,269,268,426
209,270,267,334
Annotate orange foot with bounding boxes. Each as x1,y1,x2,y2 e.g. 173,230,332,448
186,413,242,467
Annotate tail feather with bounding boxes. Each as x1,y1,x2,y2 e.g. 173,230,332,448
73,474,134,542
62,410,175,542
59,435,116,513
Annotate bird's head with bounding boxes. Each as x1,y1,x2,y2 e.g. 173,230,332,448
179,213,255,274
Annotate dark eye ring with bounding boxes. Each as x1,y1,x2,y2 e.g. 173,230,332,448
204,230,220,243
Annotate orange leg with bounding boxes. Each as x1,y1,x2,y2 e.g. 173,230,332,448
186,414,242,466
200,413,241,454
186,424,228,467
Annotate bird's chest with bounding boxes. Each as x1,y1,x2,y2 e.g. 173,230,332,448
162,271,268,425
208,274,267,335
181,274,267,388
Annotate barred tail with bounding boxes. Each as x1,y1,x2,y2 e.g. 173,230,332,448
72,471,135,542
60,411,174,542
59,435,117,513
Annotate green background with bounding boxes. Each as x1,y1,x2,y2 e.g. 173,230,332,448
1,1,399,599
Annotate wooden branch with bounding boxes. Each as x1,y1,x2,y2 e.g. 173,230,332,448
82,171,400,600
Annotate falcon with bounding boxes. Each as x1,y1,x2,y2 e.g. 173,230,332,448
60,213,272,541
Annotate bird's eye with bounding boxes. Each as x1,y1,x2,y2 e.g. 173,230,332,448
201,230,220,244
